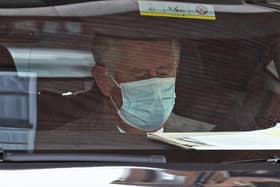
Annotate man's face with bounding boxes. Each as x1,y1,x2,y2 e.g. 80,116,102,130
94,36,180,133
111,39,179,83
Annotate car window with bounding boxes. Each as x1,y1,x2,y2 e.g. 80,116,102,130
0,0,279,163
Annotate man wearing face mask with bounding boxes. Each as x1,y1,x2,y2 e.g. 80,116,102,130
92,35,180,133
37,35,214,134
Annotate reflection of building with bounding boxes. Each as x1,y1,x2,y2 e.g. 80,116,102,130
0,72,37,150
8,47,95,78
112,168,280,187
2,20,95,78
205,171,280,187
113,168,188,186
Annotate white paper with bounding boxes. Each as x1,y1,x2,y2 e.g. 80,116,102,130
181,124,280,150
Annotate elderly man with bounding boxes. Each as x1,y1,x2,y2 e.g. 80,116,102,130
37,34,182,134
37,32,216,134
92,35,180,133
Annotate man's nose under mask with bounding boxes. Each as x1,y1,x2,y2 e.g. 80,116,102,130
108,74,176,131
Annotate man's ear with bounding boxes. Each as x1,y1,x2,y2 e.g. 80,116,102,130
93,65,112,97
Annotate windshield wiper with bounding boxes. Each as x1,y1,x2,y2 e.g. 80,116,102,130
0,152,166,164
222,156,280,164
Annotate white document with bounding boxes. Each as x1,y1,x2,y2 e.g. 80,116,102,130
181,124,280,150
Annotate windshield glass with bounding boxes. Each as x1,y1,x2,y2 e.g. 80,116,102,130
0,0,279,162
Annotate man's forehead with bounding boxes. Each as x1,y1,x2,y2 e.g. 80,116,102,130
118,39,175,48
119,57,177,66
95,35,178,50
112,40,179,58
93,36,180,69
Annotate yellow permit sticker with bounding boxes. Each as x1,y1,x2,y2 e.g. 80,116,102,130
138,0,216,20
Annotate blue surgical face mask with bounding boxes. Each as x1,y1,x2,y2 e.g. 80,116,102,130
107,73,176,131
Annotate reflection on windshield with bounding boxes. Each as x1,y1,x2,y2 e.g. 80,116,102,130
113,168,280,186
0,3,278,155
0,72,36,150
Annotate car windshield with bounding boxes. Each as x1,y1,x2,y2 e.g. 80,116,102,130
0,0,279,163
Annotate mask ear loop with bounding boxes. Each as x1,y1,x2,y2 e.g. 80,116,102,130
105,72,120,88
110,95,119,111
105,72,121,111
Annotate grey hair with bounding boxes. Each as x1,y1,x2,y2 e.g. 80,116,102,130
92,35,181,75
